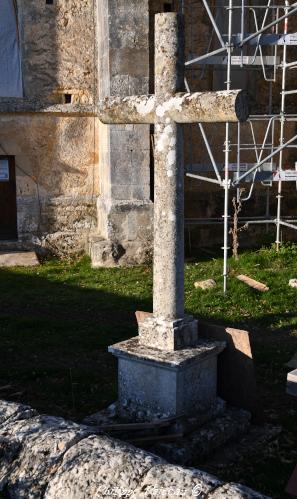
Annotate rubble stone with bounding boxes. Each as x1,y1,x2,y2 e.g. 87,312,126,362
208,482,270,498
0,400,270,498
0,415,91,497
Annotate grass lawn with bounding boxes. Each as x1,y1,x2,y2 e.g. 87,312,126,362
1,244,297,497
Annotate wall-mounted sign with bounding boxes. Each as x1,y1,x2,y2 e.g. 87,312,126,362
273,170,297,181
0,159,9,181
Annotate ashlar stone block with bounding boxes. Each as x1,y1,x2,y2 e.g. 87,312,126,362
109,337,225,420
138,315,198,351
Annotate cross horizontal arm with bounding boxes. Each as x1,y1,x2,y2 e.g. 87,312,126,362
98,90,249,125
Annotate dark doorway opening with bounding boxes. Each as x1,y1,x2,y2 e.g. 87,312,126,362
0,156,17,240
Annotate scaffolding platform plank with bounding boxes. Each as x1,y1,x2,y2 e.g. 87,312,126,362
190,55,280,66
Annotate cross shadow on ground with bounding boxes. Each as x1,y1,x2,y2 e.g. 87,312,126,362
0,265,152,421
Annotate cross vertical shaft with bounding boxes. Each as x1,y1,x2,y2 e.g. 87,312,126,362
101,13,249,351
153,13,185,320
107,11,247,421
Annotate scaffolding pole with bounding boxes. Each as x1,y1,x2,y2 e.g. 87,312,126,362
185,0,297,291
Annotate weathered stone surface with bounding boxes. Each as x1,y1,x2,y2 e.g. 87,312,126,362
0,115,98,256
20,2,96,100
194,279,217,290
153,13,185,320
0,400,269,498
208,482,270,498
109,337,225,420
93,0,152,266
83,398,227,432
138,315,198,351
0,415,91,497
109,337,225,369
0,1,99,256
0,437,21,486
44,435,163,499
0,100,95,116
0,251,39,267
0,0,295,263
98,90,249,124
153,407,251,465
131,464,221,498
0,401,37,426
289,279,297,288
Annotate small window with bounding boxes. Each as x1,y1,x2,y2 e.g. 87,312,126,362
46,0,54,5
64,94,72,104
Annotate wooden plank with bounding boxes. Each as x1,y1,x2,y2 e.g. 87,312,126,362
96,415,181,433
236,274,269,292
128,432,184,444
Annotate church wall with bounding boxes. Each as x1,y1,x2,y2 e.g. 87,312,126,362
1,0,295,259
0,0,99,256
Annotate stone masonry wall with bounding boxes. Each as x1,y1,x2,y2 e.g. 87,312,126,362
90,0,153,267
1,1,295,258
0,400,270,498
0,0,98,256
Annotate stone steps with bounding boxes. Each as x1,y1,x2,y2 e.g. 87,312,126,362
84,400,252,469
149,407,251,466
0,250,39,267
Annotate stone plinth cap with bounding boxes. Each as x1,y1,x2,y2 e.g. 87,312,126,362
108,337,225,370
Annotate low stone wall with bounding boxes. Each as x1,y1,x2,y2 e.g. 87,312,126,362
0,400,270,498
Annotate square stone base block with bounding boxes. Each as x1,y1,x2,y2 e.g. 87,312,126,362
108,337,225,420
138,315,198,351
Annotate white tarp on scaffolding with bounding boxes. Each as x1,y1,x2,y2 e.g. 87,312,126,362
0,0,23,97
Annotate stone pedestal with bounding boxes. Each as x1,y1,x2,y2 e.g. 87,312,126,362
109,337,225,420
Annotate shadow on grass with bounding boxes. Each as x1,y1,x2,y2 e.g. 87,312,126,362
0,267,152,421
0,261,297,498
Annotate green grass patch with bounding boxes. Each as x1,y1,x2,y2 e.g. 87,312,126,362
1,245,297,497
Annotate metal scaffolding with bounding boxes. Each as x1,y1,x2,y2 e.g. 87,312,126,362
185,0,297,292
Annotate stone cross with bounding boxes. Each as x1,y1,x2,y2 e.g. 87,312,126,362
100,13,248,352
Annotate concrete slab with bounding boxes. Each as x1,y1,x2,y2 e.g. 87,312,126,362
0,251,39,267
287,369,297,397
